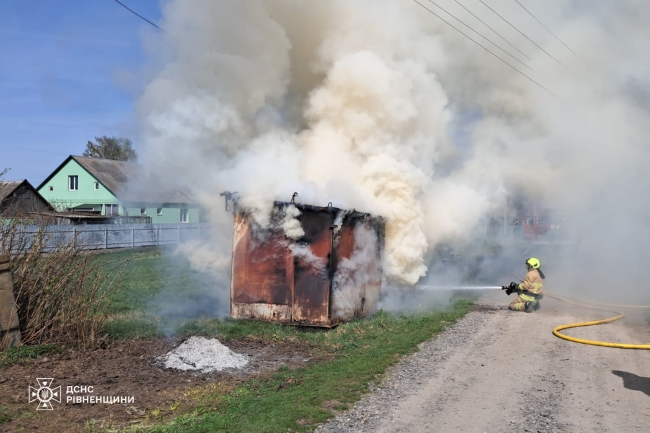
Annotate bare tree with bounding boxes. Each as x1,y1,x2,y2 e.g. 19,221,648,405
83,136,137,161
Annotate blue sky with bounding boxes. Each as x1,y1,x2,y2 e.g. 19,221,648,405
0,0,163,185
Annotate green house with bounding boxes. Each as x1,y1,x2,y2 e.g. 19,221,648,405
37,156,201,224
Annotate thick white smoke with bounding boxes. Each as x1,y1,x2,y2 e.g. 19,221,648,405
332,224,382,319
134,0,650,303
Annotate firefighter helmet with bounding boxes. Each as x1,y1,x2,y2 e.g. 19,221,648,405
526,257,541,269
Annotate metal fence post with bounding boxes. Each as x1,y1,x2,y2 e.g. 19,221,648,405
105,226,108,249
72,227,76,248
177,225,181,244
131,226,135,248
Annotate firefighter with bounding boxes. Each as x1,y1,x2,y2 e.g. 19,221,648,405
508,257,545,313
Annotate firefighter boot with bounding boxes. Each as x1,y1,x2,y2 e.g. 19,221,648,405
533,302,541,312
525,301,536,313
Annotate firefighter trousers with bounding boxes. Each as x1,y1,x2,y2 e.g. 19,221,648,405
508,294,539,311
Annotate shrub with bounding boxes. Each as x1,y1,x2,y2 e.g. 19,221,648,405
0,218,126,348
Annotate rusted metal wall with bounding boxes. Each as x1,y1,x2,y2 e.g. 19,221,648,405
230,202,384,327
230,211,294,322
292,208,333,326
330,212,384,325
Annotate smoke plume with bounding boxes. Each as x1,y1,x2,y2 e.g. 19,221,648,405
133,0,650,305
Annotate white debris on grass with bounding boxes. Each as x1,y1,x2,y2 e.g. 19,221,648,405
160,336,249,373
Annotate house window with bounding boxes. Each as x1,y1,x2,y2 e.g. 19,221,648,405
69,175,78,191
141,208,146,215
105,204,119,216
157,208,163,216
49,186,53,191
94,182,99,190
180,208,188,223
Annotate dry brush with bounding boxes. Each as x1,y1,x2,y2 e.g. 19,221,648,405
0,215,127,348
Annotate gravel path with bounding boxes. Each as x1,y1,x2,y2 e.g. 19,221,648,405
315,291,650,433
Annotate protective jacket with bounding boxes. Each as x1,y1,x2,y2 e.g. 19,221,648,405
518,269,544,301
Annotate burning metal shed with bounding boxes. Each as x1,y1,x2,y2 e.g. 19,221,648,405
227,196,385,327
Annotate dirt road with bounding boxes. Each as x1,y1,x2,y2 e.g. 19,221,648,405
315,291,650,433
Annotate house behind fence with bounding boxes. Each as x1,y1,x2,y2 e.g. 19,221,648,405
37,156,203,224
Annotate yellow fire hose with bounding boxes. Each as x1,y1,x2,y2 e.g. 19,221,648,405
544,292,650,349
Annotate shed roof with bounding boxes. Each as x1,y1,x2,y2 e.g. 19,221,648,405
0,180,54,210
0,181,24,202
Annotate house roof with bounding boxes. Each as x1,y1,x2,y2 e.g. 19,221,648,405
72,156,131,197
37,156,195,205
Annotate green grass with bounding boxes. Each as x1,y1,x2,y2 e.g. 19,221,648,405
176,317,319,343
127,298,474,433
0,344,60,369
102,311,162,340
0,406,11,424
101,247,191,313
97,247,221,339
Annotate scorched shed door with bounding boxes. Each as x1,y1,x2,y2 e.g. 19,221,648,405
230,212,294,321
292,208,333,326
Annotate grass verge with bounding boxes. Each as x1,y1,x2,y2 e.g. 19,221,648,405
0,344,60,369
128,297,474,433
100,247,222,340
0,406,11,425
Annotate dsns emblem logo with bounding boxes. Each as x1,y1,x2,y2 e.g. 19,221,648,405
28,378,61,410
